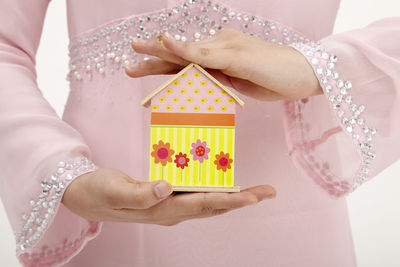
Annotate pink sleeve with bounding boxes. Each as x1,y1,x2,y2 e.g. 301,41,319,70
285,17,400,198
0,1,101,265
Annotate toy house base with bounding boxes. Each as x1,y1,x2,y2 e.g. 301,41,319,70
172,185,240,193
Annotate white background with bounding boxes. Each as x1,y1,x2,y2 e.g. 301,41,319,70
0,1,399,266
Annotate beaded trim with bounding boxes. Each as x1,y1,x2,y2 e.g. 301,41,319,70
67,0,311,82
15,157,97,254
19,222,100,266
290,42,377,193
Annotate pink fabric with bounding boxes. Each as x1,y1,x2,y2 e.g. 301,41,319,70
0,0,398,266
285,17,400,197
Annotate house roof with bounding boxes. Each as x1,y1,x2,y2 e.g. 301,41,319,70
141,63,245,107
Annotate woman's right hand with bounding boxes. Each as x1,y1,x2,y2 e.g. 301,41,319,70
62,168,276,226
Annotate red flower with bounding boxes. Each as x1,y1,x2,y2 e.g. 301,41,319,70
214,152,233,172
174,152,190,169
151,140,174,166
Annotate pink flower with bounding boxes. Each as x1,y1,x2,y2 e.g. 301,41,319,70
190,139,210,163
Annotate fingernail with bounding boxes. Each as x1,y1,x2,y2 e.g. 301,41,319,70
263,190,277,200
154,181,172,199
132,38,145,46
132,37,141,43
124,64,134,75
164,32,171,39
125,63,136,70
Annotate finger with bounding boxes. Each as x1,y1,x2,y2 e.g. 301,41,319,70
162,33,232,69
110,191,255,223
125,59,181,77
229,77,285,101
203,69,235,88
156,208,232,226
155,185,277,225
131,38,189,65
168,185,276,217
108,179,173,209
241,185,277,201
151,189,261,219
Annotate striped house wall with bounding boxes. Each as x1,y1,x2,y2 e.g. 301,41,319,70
149,126,235,186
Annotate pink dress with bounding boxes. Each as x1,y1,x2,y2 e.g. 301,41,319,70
0,0,399,266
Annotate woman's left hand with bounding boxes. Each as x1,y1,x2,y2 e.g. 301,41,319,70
125,28,322,101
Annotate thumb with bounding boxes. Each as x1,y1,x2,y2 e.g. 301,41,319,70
117,180,173,209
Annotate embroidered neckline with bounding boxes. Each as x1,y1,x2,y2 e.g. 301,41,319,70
67,0,311,82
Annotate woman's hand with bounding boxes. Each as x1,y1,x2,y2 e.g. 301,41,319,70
62,168,276,226
125,28,322,101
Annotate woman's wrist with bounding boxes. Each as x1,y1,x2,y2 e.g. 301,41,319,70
286,45,323,98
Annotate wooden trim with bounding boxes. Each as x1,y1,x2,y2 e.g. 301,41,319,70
151,112,235,126
141,63,245,107
172,185,240,193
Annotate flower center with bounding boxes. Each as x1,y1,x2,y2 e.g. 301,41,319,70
178,157,186,165
157,148,169,159
219,157,228,166
196,146,205,157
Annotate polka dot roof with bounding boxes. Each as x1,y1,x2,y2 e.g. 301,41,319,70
149,65,240,114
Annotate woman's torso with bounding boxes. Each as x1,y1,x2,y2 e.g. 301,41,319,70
62,1,356,266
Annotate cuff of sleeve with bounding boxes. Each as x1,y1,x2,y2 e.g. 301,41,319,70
283,41,377,198
16,156,102,266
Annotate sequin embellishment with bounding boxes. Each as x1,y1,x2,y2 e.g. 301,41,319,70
290,42,377,194
16,157,97,254
67,0,310,82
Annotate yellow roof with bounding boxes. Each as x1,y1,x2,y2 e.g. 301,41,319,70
141,63,245,107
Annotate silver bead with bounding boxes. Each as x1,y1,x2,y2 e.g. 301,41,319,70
330,54,338,62
311,58,319,65
325,85,332,93
346,125,353,132
58,161,66,168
